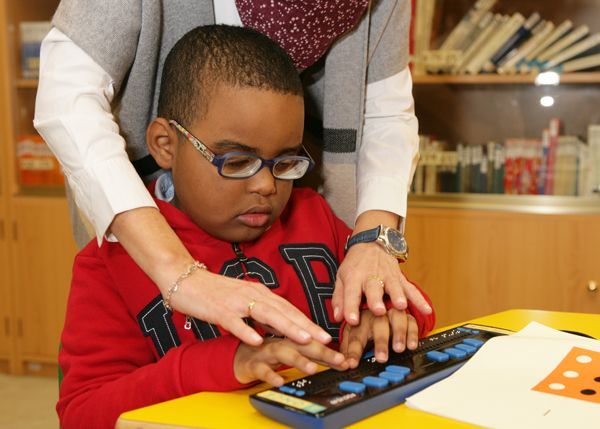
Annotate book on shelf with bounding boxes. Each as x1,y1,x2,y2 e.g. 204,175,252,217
558,52,600,73
465,13,525,74
497,20,554,74
16,135,64,187
453,13,503,74
19,21,52,79
524,20,573,64
412,0,437,74
413,117,597,197
439,0,497,52
542,33,600,70
544,118,561,195
588,125,600,194
535,24,589,64
487,12,541,69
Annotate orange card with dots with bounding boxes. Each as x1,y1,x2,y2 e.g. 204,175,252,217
532,346,600,404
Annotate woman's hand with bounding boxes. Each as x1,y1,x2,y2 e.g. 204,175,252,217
111,206,331,347
340,308,419,368
172,269,333,346
331,210,432,326
234,338,348,386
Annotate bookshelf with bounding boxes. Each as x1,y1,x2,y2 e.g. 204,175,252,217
0,0,77,375
413,71,600,84
406,0,600,326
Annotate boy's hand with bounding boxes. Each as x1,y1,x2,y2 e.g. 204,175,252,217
234,338,349,386
340,309,419,368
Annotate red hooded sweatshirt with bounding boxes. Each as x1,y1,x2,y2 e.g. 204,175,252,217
58,187,435,429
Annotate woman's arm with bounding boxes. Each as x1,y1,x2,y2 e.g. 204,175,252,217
34,29,329,346
332,69,432,324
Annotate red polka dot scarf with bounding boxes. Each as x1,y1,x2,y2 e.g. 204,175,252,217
235,0,370,70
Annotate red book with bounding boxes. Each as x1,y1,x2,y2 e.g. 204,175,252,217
544,118,561,195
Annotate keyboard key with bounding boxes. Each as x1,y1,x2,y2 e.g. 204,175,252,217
385,365,411,375
426,351,450,362
294,390,306,397
362,349,375,359
339,381,366,394
455,343,477,354
444,347,467,359
279,386,296,395
457,327,471,333
379,371,405,383
463,338,484,348
362,376,389,388
470,330,480,334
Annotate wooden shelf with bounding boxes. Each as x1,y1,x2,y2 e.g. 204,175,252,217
15,79,38,89
413,72,600,85
408,193,600,215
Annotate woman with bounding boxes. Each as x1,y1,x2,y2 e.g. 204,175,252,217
34,0,431,347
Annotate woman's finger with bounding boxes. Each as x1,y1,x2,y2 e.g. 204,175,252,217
245,283,331,344
331,277,345,322
362,275,386,316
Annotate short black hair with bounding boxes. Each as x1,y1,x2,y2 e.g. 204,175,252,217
158,25,303,126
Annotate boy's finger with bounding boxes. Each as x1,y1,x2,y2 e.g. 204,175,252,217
372,315,390,362
253,362,284,387
345,320,370,368
390,309,408,353
406,314,419,350
298,341,347,370
340,325,350,355
273,344,318,374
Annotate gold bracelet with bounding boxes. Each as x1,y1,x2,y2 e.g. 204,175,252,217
163,260,207,312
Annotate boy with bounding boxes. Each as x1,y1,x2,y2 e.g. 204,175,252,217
58,25,434,429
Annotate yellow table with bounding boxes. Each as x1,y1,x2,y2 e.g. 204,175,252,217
116,309,600,429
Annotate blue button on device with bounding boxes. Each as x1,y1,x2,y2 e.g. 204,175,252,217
339,381,366,394
362,376,389,388
444,347,467,359
385,365,411,375
455,343,477,354
279,386,296,395
426,351,450,362
379,371,405,383
463,338,484,348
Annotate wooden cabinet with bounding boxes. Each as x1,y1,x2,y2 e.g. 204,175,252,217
403,203,600,327
11,197,77,374
0,0,76,374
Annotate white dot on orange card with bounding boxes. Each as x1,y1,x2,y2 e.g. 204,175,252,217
549,383,565,390
563,370,579,378
576,355,592,364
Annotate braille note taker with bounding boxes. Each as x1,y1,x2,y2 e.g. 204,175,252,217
406,322,600,428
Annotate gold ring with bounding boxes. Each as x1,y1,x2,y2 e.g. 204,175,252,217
248,300,256,317
367,275,385,288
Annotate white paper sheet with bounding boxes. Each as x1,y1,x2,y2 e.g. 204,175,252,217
406,322,600,428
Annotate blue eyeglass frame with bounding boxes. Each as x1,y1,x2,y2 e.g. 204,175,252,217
169,120,315,180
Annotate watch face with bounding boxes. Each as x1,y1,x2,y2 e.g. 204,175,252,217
387,228,408,253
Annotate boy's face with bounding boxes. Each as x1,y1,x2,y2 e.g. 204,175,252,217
169,84,304,242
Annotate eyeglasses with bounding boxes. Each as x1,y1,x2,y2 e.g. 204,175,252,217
169,120,314,180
